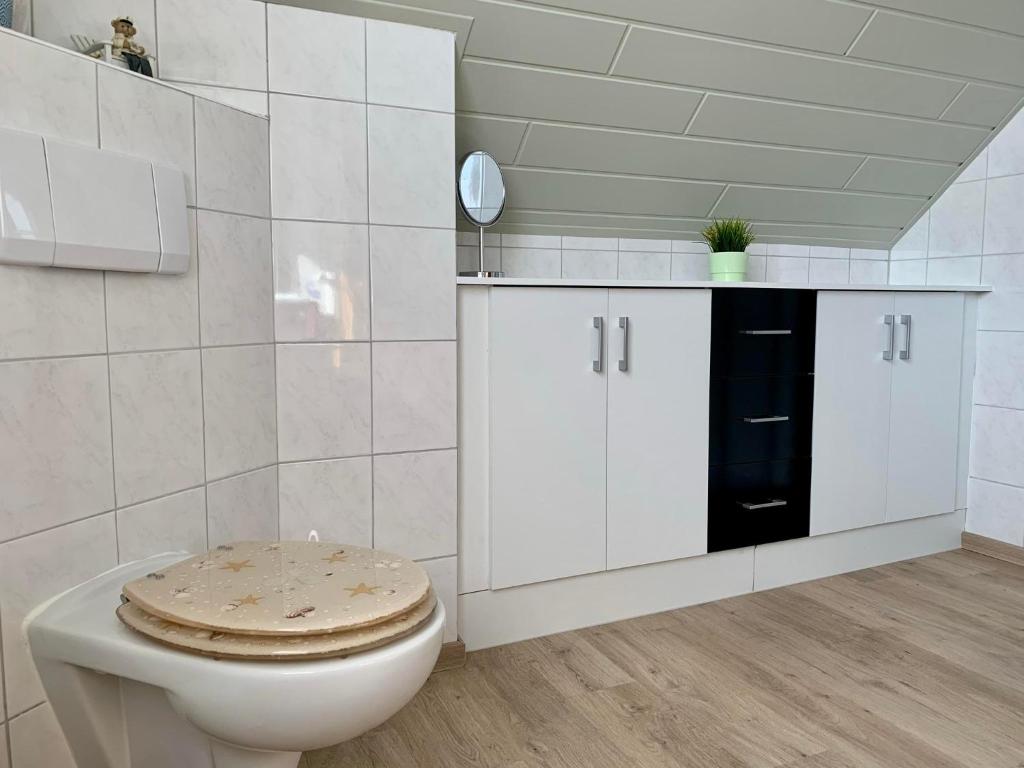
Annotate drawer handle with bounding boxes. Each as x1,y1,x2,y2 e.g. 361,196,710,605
743,415,790,424
740,329,792,336
738,499,788,510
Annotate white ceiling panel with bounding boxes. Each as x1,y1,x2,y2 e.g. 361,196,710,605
688,94,988,162
276,0,1024,247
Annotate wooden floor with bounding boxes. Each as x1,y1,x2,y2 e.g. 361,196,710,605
304,550,1024,768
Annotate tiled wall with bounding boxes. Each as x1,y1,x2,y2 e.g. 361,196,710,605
890,109,1024,549
459,233,889,284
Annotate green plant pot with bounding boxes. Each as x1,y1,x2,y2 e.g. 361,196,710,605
709,251,747,282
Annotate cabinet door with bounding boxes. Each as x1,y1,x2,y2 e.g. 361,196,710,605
490,288,608,589
810,292,894,536
886,293,964,522
607,289,710,569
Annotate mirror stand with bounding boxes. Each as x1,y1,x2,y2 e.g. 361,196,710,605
460,225,504,278
456,150,506,278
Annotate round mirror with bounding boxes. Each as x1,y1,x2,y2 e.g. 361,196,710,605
457,151,505,227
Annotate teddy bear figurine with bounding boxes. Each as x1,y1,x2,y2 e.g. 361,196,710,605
111,16,145,56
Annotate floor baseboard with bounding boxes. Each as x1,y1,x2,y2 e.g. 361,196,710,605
962,531,1024,567
433,640,467,673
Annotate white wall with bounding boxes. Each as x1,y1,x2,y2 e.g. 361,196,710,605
891,108,1024,548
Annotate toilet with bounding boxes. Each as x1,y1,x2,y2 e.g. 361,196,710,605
24,541,445,768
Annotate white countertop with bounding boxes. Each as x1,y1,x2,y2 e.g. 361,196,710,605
456,277,991,292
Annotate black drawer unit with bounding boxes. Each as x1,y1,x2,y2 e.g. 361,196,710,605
708,288,816,553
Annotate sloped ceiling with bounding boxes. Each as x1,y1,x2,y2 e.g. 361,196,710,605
274,0,1024,247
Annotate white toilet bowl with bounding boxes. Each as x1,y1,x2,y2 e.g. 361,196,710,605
24,553,445,768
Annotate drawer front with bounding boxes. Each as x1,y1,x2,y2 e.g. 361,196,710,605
709,375,814,465
711,288,816,377
708,458,811,552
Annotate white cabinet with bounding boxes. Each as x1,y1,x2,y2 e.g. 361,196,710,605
607,289,710,569
810,292,963,536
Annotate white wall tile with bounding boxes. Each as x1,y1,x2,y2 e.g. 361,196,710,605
0,265,106,360
808,246,849,260
0,357,113,541
955,149,988,183
618,251,671,280
276,343,372,462
270,94,367,222
974,332,1024,410
986,109,1024,178
370,226,455,340
372,341,456,453
850,259,888,284
32,0,154,58
562,249,617,278
978,288,1024,331
808,258,849,284
109,350,204,506
0,514,117,715
419,555,457,643
269,5,365,101
202,345,277,480
0,32,97,146
891,212,929,260
198,211,273,347
171,82,268,116
273,220,370,342
106,210,199,353
98,66,196,203
970,405,1024,487
563,237,616,251
373,449,456,560
195,98,269,218
368,106,454,228
670,252,710,280
889,259,927,285
499,248,557,277
672,240,709,254
457,231,499,246
157,0,267,90
367,20,453,113
982,253,1024,287
849,248,888,261
116,486,207,562
206,466,278,546
8,703,76,768
278,457,372,545
457,244,501,274
927,179,985,258
766,256,810,283
619,238,671,253
0,723,7,768
984,173,1024,255
766,244,811,257
501,234,559,249
926,255,981,286
966,478,1024,546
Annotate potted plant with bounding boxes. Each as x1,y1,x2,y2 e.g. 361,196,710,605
702,218,755,282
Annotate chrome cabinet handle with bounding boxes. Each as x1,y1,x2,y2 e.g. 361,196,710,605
883,314,895,361
617,316,629,372
592,316,603,372
899,314,912,360
738,499,788,510
743,415,790,424
740,329,792,336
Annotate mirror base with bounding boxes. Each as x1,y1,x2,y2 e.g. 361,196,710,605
458,270,505,278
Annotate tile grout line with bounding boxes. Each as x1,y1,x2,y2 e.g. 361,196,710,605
192,91,212,552
363,19,376,550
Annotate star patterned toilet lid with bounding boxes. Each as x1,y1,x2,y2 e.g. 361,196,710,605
121,541,431,636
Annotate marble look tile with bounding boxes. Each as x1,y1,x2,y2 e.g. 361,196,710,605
419,555,457,643
966,478,1024,547
563,237,616,251
987,109,1024,178
849,248,889,260
11,0,30,34
808,258,849,284
276,343,371,462
33,0,155,56
0,265,106,360
978,288,1024,332
195,98,269,218
373,449,456,560
8,703,76,768
270,94,367,223
928,180,985,258
368,106,454,228
956,149,988,183
0,514,117,715
501,234,559,249
367,20,453,112
808,246,849,260
970,405,1024,487
926,256,981,286
766,244,810,257
206,467,278,547
274,220,370,342
849,259,888,285
109,350,205,506
0,723,6,767
0,357,113,541
984,174,1024,255
766,256,809,283
670,252,709,280
171,82,268,116
157,0,266,90
745,254,767,282
618,251,671,280
278,457,372,545
106,210,199,353
982,253,1024,287
974,331,1024,410
198,210,274,347
672,240,709,254
562,249,617,279
888,259,927,285
98,66,196,203
498,248,557,277
0,32,97,146
619,238,671,253
457,231,499,246
891,212,929,260
116,487,207,563
372,341,456,453
457,244,502,273
269,4,365,101
370,226,455,341
202,345,277,480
